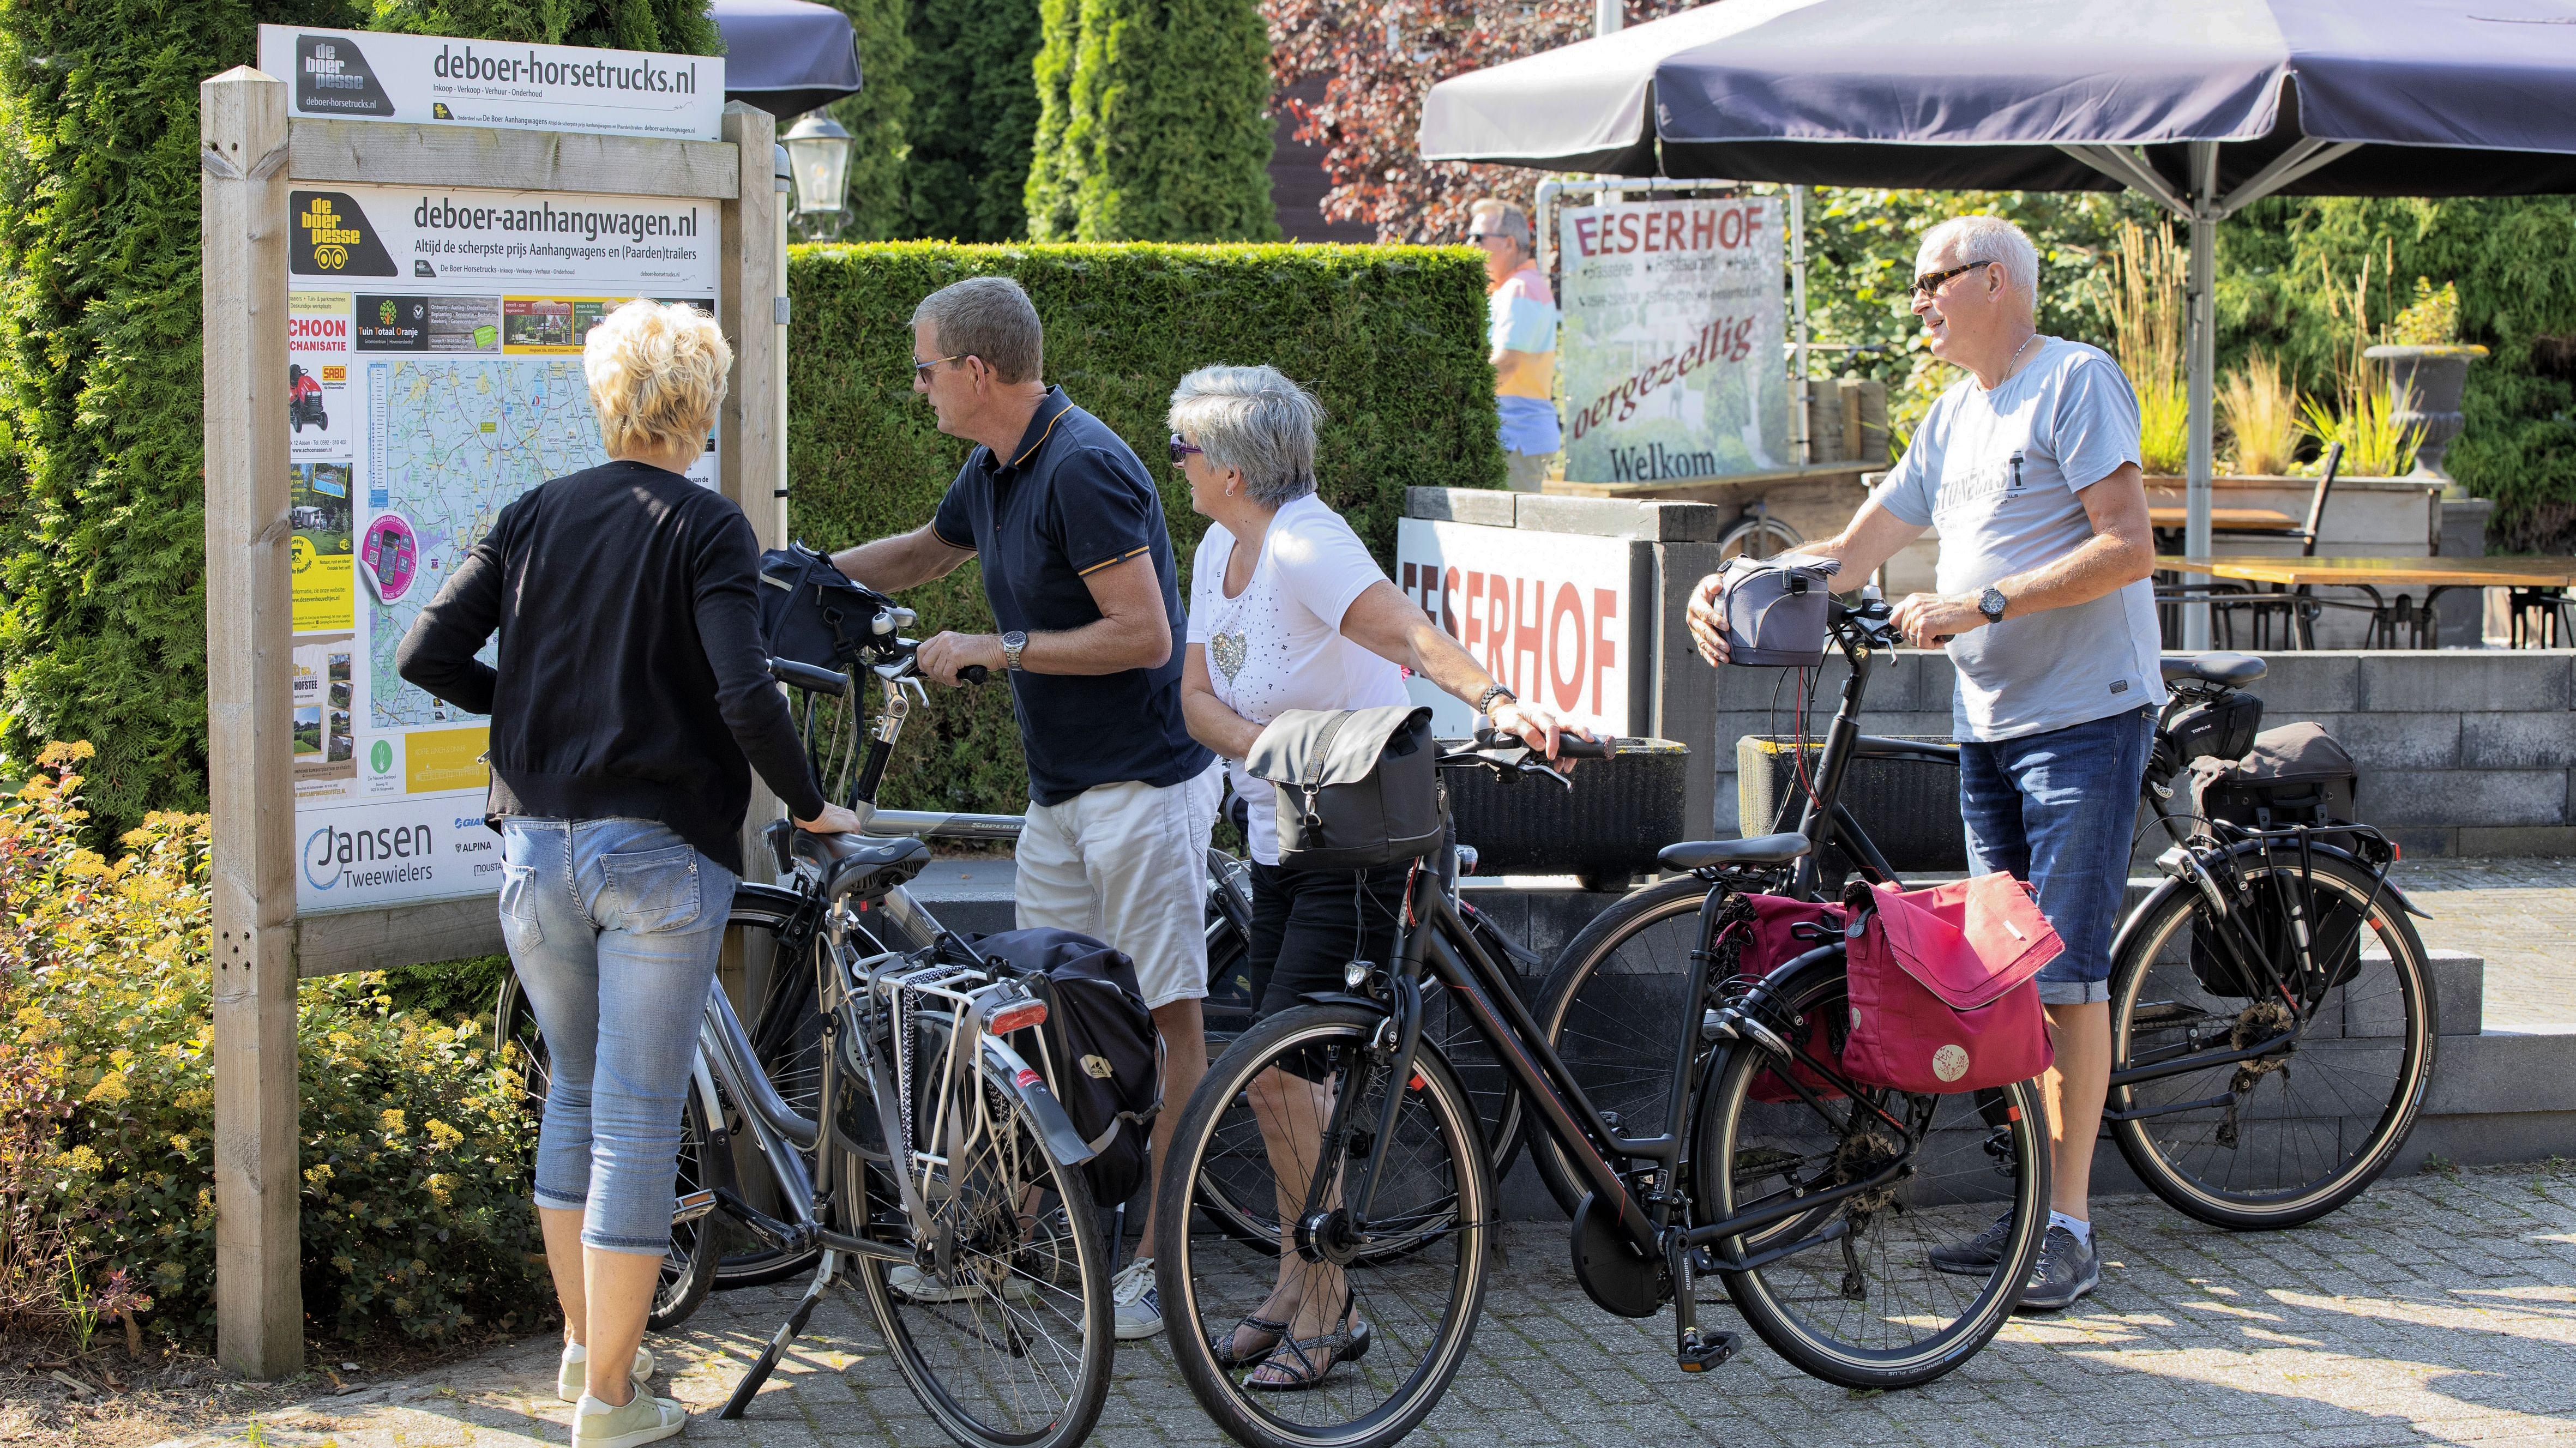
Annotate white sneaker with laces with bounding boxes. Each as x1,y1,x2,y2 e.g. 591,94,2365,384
571,1387,687,1448
557,1343,656,1403
1112,1257,1161,1341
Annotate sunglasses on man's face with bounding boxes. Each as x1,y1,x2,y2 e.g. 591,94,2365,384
912,353,963,381
1169,434,1204,467
1910,258,1995,298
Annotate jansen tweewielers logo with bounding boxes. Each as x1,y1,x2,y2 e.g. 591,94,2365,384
292,191,398,276
294,34,392,117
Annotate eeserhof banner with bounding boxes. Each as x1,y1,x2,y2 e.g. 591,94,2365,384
257,25,722,140
1557,197,1791,485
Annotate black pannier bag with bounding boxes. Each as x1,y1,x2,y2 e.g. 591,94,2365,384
970,927,1160,1206
1243,704,1446,871
2184,722,2368,998
757,541,893,671
2160,689,2265,770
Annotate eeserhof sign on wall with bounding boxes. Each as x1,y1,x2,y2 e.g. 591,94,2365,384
1557,197,1791,485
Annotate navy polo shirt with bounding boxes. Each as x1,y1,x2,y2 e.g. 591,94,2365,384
931,387,1212,806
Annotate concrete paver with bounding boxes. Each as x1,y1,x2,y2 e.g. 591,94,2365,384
2396,858,2576,1031
167,1163,2576,1448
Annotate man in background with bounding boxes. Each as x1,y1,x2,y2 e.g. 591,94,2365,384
1469,198,1561,492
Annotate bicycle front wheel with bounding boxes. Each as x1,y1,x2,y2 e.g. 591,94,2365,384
848,1059,1114,1448
1697,953,2049,1390
2108,846,2436,1229
1155,1004,1492,1448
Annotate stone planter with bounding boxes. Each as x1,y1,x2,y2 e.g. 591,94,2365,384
2363,343,2489,478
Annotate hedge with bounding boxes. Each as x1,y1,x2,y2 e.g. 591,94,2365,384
0,1,719,838
902,0,1047,241
1025,0,1277,242
784,240,1501,816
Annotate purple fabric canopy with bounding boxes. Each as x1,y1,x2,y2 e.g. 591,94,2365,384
1421,0,2576,197
712,0,863,120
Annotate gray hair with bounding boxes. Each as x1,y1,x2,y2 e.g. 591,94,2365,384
1167,365,1324,508
1918,215,2038,313
911,275,1043,384
1467,196,1533,245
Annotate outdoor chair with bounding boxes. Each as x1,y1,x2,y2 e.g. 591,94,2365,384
2202,442,2344,649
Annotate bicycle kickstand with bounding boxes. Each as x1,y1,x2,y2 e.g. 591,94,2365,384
719,1249,839,1419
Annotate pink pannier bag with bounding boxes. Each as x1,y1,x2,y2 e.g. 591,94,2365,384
1838,874,2061,1095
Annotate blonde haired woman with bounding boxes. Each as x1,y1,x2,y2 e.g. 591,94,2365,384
399,299,856,1447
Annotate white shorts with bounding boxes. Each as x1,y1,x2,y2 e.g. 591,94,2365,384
1014,767,1222,1010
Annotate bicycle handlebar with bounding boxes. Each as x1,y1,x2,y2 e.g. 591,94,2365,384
769,657,848,696
1472,726,1615,761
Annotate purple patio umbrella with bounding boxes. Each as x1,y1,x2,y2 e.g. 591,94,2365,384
1421,0,2576,644
712,0,863,119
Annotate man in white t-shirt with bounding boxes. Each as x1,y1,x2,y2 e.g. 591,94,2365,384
1686,216,2160,1313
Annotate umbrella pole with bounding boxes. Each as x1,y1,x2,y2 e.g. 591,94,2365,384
2183,143,2218,650
1791,185,1810,467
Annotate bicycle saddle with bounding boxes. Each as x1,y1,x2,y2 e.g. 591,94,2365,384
1658,834,1811,871
790,830,931,902
2159,652,2267,687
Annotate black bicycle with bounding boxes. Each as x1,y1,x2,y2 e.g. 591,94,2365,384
1537,594,2437,1234
1153,730,2053,1448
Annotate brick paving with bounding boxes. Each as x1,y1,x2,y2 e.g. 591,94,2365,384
2397,857,2576,1032
165,1163,2576,1448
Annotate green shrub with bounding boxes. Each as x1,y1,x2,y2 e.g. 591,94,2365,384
785,239,1501,814
1025,0,1277,242
0,2,719,842
903,0,1046,241
0,743,545,1343
812,0,916,243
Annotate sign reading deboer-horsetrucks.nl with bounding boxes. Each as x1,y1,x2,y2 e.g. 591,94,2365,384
1557,197,1791,485
257,25,723,140
263,25,724,911
1392,520,1637,738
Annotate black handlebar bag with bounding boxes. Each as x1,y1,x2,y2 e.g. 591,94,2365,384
1244,704,1445,872
757,541,892,671
970,927,1160,1207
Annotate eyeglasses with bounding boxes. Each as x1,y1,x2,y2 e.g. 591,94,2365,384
1910,259,1995,298
1168,434,1204,467
911,353,963,381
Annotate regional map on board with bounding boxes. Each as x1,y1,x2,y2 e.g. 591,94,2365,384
368,358,605,728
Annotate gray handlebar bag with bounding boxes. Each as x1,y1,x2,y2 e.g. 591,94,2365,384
1245,704,1445,872
1722,556,1840,667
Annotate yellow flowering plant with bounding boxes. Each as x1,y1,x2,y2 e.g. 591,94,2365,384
0,745,545,1342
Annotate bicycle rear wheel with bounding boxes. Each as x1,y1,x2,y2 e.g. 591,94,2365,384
1532,876,1711,1217
1155,1004,1492,1448
848,1058,1114,1448
1696,954,2048,1390
2107,846,2436,1229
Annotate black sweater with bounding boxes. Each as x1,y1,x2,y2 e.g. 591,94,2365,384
394,460,827,874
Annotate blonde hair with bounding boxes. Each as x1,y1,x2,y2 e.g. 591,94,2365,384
584,299,732,456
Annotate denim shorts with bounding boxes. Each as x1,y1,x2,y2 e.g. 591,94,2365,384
1957,707,2154,1006
500,816,737,1254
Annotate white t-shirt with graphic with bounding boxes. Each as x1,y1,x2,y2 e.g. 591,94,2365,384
1187,493,1410,865
1873,336,2168,743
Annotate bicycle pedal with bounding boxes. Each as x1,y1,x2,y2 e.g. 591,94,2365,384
1677,1331,1739,1373
672,1188,719,1226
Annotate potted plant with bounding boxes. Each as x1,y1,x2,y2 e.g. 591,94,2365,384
2363,278,2487,479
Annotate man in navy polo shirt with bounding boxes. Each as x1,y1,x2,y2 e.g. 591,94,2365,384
830,275,1217,1340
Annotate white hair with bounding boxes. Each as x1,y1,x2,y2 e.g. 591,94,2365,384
1167,365,1324,507
1917,215,2038,313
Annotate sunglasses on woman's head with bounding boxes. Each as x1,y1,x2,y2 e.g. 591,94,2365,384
1169,434,1204,467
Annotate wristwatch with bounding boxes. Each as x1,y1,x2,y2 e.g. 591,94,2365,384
1001,630,1028,671
1977,586,2008,625
1477,684,1516,717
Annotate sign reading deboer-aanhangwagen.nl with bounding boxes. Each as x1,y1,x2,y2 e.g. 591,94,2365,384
257,24,723,141
1556,197,1791,486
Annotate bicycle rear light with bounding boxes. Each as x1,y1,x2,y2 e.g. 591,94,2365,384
980,995,1048,1036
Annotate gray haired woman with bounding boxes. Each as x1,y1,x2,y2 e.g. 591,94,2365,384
1168,364,1587,1390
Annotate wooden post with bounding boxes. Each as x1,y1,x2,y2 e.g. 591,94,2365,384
720,101,785,878
202,65,304,1380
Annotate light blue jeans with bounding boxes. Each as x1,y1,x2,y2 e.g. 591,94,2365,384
499,817,736,1254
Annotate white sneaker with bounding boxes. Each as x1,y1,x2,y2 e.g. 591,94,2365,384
1112,1257,1161,1341
571,1387,686,1448
889,1261,1040,1304
557,1343,656,1403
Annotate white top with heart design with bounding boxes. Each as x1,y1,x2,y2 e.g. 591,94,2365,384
1187,493,1410,866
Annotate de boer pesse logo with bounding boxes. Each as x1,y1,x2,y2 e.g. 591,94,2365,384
304,819,436,892
295,35,393,117
292,191,398,277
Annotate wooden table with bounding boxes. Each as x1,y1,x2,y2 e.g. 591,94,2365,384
2156,554,2576,648
2147,506,2300,533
